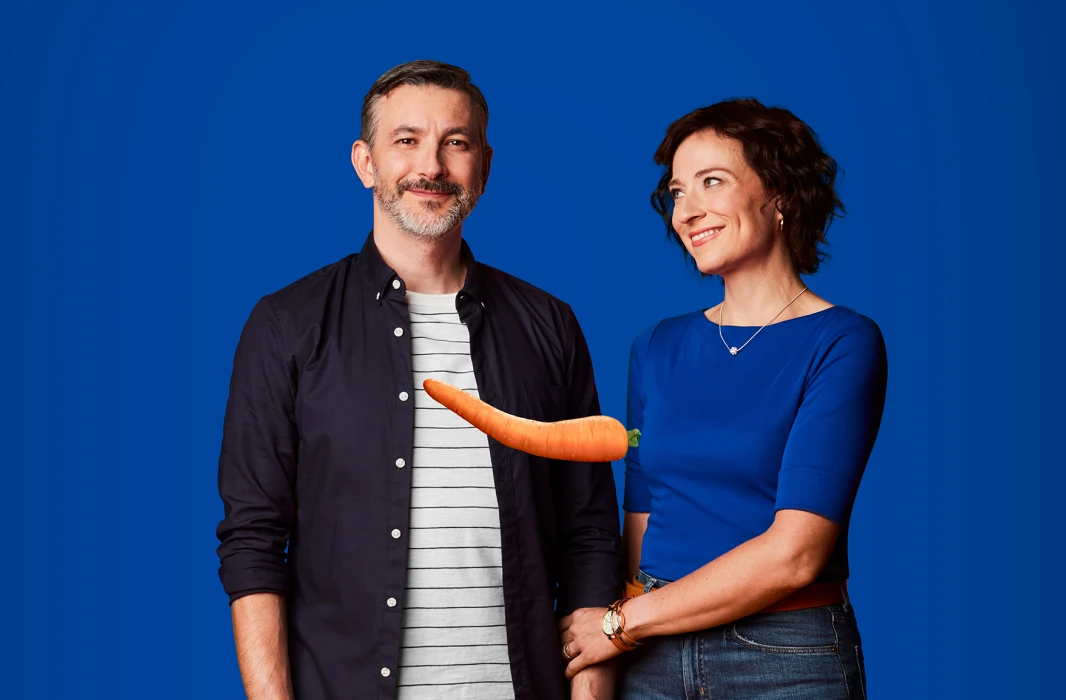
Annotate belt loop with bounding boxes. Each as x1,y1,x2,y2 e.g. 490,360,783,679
643,577,655,594
839,582,850,612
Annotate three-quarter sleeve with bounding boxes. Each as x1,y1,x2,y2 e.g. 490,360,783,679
623,329,653,513
775,319,888,524
215,297,299,603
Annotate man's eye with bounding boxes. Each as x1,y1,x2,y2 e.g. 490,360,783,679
397,138,415,145
447,139,468,148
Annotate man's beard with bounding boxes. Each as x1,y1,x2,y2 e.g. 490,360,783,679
373,174,480,240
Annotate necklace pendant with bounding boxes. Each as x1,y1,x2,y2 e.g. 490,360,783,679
729,347,739,356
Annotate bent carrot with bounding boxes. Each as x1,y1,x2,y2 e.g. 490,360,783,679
423,378,640,462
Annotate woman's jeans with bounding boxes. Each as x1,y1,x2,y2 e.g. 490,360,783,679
620,571,867,700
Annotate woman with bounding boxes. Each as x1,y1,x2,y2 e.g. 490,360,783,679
558,99,887,699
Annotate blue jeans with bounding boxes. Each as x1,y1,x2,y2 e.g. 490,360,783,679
620,571,867,700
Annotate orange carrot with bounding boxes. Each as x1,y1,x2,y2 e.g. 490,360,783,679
422,378,640,462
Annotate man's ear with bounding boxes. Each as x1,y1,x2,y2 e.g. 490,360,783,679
351,140,376,189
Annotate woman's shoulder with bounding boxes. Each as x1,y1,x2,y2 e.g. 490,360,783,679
806,306,888,373
628,310,704,364
816,305,884,344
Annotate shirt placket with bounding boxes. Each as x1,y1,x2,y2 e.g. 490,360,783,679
379,275,414,692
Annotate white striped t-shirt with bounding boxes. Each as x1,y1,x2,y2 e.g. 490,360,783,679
397,290,515,700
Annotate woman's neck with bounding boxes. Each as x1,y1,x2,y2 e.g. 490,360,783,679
717,254,809,327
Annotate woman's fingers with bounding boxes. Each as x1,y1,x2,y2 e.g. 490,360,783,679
564,653,590,679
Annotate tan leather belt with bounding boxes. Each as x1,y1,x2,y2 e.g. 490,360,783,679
624,576,847,614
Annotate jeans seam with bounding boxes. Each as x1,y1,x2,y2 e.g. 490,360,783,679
831,607,851,698
856,645,867,700
697,632,707,697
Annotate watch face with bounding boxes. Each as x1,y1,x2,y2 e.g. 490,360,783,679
602,610,615,636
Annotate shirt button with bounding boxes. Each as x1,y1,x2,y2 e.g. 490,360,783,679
391,529,401,539
399,391,409,402
381,667,391,677
392,279,401,290
393,327,403,337
387,597,397,607
395,458,406,468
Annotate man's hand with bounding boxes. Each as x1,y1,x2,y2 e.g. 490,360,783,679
570,660,617,700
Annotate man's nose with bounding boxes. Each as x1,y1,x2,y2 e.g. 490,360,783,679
414,143,448,181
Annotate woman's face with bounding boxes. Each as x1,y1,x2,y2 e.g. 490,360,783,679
669,130,781,276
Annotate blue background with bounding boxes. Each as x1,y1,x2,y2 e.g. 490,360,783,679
3,1,1063,697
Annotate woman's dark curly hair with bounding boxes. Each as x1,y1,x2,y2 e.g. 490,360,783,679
651,98,844,275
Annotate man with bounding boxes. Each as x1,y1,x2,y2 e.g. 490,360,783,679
216,60,621,700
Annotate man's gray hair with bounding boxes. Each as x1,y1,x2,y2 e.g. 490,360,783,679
360,60,490,147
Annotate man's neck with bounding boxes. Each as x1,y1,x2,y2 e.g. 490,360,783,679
371,216,466,295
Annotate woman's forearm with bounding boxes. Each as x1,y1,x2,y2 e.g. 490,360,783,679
623,512,837,640
621,511,649,582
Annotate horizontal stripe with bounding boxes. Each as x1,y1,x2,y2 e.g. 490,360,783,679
410,337,470,353
407,546,503,569
402,605,507,628
407,323,470,342
400,645,509,666
409,508,502,529
403,586,504,609
411,468,495,488
397,681,513,700
405,568,505,589
414,407,472,420
412,447,491,467
410,488,502,508
414,391,480,410
408,526,501,549
401,625,508,648
412,429,488,449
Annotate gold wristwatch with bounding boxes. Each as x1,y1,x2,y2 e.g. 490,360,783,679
601,599,641,651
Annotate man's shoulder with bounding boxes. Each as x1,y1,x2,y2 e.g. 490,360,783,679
476,262,572,314
263,253,361,313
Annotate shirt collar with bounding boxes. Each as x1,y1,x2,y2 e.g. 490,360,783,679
357,230,486,305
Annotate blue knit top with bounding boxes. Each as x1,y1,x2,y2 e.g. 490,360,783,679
623,306,888,583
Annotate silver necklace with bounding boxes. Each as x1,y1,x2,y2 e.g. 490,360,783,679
719,287,808,356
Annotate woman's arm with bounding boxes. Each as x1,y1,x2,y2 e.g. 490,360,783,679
622,511,650,582
624,509,837,638
560,509,839,678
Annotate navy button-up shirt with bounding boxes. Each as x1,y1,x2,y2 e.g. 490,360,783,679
216,233,622,699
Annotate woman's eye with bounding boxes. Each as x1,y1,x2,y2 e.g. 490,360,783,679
704,176,721,187
670,189,684,199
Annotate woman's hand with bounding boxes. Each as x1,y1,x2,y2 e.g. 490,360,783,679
558,607,624,679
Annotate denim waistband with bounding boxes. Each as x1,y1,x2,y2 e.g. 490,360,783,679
636,569,673,594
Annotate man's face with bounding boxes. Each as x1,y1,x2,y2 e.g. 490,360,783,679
360,84,490,240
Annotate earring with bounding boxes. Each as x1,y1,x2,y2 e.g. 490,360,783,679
779,218,784,229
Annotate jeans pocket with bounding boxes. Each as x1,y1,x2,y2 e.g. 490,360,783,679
727,607,840,655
